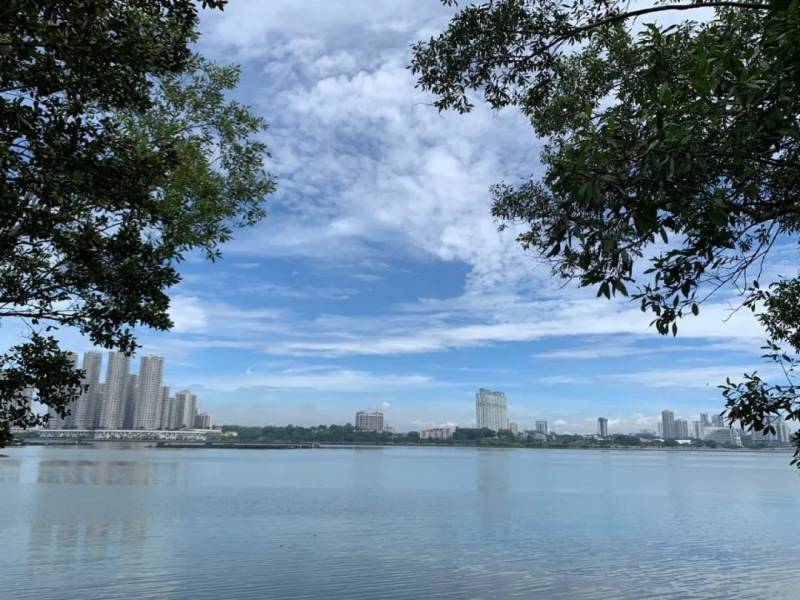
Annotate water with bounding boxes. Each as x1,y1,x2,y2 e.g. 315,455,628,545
1,445,798,599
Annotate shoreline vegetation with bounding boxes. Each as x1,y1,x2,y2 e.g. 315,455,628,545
9,425,789,454
213,425,791,453
5,439,792,455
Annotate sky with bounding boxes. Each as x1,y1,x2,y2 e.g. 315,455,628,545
13,1,798,434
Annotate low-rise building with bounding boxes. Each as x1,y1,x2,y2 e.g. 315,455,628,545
195,413,213,429
704,427,742,447
420,427,453,440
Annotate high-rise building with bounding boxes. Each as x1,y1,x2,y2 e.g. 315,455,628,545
509,422,519,435
711,414,725,428
166,395,178,429
355,410,384,432
597,417,608,438
47,352,79,429
420,427,452,439
475,389,509,432
132,356,164,429
661,410,676,439
157,386,170,430
700,413,711,428
98,351,130,429
92,383,104,428
124,373,137,429
175,390,198,429
72,351,102,429
195,413,212,429
675,418,690,439
692,420,702,440
535,420,548,435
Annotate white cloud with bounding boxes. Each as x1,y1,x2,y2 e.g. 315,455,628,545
169,295,208,333
607,364,779,389
182,367,433,393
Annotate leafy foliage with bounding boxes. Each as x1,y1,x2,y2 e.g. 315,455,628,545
0,1,274,444
412,1,800,464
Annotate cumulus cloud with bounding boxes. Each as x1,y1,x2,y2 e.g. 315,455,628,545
168,295,208,333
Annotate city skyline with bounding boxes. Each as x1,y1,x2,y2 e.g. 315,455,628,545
32,361,775,436
37,351,211,432
30,359,794,446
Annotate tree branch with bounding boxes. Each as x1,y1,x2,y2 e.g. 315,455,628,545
552,2,770,47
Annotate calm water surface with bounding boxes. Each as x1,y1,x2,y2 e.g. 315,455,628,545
2,445,798,599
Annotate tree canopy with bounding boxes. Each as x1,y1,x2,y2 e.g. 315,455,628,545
411,1,800,462
0,0,275,444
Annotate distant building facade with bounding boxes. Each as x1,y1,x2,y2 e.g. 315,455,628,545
420,427,452,440
71,351,102,430
704,427,742,447
355,411,384,432
98,351,131,429
535,420,548,436
132,355,164,430
661,410,676,439
755,415,791,445
175,390,198,429
475,389,509,432
195,413,213,429
39,351,210,433
597,417,608,438
158,386,170,430
675,418,690,439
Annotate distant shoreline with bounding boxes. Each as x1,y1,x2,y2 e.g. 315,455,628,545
5,440,793,455
315,443,795,455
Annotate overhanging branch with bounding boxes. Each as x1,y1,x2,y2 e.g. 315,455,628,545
552,2,770,47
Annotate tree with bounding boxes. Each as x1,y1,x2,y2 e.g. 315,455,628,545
0,1,275,444
412,1,800,464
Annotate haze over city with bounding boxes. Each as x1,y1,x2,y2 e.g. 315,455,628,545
4,0,793,434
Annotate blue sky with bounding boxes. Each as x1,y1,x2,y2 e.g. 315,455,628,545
15,1,796,433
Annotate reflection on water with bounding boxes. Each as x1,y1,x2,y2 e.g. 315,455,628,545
36,458,179,486
0,458,21,482
1,446,799,600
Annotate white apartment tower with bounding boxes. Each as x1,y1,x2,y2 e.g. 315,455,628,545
72,351,102,429
157,386,171,430
124,373,137,429
175,390,198,429
475,388,509,432
132,355,164,430
167,395,179,429
98,352,130,429
661,410,676,440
